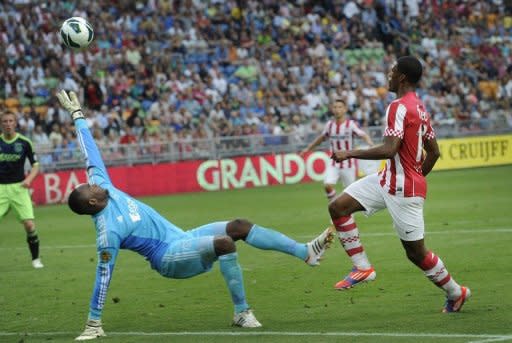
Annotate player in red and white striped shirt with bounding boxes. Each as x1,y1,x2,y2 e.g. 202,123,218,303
301,98,373,201
328,56,470,313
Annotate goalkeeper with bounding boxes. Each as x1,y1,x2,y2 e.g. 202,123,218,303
56,90,334,341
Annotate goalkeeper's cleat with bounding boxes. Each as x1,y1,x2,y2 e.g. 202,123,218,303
31,258,44,269
75,325,106,341
232,309,262,328
334,266,376,290
305,226,335,266
443,286,471,313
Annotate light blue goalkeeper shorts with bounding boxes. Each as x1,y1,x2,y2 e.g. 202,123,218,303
157,221,228,279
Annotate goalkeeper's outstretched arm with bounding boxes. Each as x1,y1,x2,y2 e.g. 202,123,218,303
56,90,112,186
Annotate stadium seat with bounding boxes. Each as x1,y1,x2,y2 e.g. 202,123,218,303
122,110,132,120
20,97,32,106
478,81,498,99
35,88,50,98
141,100,153,112
361,48,373,60
4,98,20,108
374,47,385,60
32,96,47,106
44,77,59,89
35,105,49,117
344,50,358,66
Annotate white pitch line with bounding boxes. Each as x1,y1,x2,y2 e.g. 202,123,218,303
0,331,511,339
467,338,512,343
0,228,511,251
362,228,512,237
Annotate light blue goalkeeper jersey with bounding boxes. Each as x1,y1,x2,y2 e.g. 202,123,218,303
74,119,187,320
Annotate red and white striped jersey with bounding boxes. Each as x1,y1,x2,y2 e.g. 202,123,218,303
322,118,366,168
379,91,436,198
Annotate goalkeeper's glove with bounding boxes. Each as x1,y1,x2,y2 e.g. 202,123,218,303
56,90,85,121
75,319,106,341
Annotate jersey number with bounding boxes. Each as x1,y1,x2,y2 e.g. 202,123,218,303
416,124,427,162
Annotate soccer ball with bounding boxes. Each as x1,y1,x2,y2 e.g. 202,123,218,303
59,17,94,50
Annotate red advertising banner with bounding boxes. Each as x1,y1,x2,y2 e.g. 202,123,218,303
30,152,330,205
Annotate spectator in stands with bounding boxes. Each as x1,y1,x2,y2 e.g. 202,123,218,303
0,0,510,168
83,77,103,111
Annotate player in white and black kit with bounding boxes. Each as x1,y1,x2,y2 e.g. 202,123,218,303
301,98,374,201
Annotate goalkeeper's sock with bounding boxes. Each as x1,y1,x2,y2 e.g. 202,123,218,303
26,230,40,260
245,225,308,261
419,251,461,299
219,252,249,313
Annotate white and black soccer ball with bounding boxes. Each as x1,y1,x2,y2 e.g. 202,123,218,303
59,17,94,50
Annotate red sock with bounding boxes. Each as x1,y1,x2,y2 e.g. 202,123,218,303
326,189,336,201
332,215,370,269
419,251,461,297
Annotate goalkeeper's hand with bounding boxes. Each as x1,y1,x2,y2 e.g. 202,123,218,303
56,90,85,121
75,319,106,341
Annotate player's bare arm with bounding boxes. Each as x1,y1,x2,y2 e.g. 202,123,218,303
301,134,326,156
362,133,374,147
22,163,39,188
332,136,400,162
421,137,440,176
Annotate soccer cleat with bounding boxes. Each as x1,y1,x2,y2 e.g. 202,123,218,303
443,286,471,313
75,325,106,341
305,226,335,266
232,309,262,328
31,258,44,269
334,266,376,290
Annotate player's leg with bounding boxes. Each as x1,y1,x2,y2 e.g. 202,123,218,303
225,219,335,266
189,220,334,266
400,239,470,312
0,184,10,220
10,183,43,268
329,174,385,289
324,184,337,201
339,166,357,189
215,236,262,328
158,234,261,327
387,195,470,312
23,219,43,268
323,164,340,201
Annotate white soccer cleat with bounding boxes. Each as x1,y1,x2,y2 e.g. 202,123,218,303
75,325,106,341
32,258,44,269
305,226,335,266
232,309,262,328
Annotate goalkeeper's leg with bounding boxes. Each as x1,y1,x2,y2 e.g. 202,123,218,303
215,236,262,327
75,319,105,341
226,219,334,266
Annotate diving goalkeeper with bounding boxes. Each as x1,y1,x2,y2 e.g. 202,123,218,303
56,90,334,341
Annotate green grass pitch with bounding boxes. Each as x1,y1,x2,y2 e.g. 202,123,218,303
1,165,511,343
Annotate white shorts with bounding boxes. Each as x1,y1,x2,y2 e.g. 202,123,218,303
343,173,425,241
324,164,356,187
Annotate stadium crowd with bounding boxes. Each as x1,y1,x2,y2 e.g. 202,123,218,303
1,0,512,164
